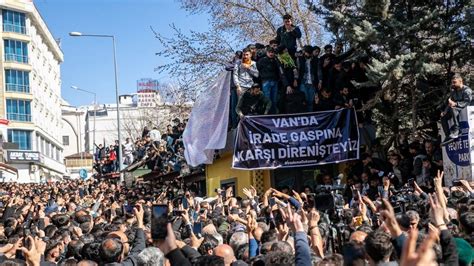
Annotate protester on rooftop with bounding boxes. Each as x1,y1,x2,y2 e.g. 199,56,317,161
233,48,259,99
275,14,302,59
235,83,272,118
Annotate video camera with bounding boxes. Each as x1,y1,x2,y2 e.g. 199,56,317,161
389,185,418,214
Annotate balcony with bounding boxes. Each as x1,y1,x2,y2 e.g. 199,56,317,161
6,83,30,93
5,54,28,64
3,23,26,35
7,113,31,122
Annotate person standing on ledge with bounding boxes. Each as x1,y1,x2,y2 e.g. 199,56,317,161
275,14,302,59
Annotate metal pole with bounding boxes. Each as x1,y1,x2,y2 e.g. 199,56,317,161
112,36,123,181
93,93,96,154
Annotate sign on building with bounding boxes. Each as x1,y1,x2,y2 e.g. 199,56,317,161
7,150,41,162
137,78,160,107
137,78,159,92
137,91,159,107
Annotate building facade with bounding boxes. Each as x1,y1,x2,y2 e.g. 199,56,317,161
0,0,65,182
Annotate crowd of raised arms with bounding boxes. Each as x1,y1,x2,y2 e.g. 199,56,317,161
0,13,471,266
0,171,472,266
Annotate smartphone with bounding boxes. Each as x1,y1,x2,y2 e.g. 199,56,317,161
151,205,169,240
193,222,202,235
124,201,134,214
269,198,276,207
452,180,462,186
378,171,385,178
408,178,415,187
182,198,189,209
272,210,283,224
15,249,24,260
392,204,403,214
351,188,359,201
172,210,185,216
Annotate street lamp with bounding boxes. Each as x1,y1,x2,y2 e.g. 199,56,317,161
71,86,96,155
69,31,123,178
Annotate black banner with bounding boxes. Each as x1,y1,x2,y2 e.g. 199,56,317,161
7,150,41,162
232,108,359,169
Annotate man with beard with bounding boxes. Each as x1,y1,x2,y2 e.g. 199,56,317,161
441,74,472,143
236,83,272,118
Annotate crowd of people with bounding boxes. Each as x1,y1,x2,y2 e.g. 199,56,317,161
0,170,472,266
93,119,187,176
0,11,471,266
227,13,374,129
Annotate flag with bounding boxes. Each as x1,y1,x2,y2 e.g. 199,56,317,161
183,71,231,166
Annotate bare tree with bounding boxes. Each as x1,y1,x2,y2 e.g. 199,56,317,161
153,1,324,90
179,0,322,45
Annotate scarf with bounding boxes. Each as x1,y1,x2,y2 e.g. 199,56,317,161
278,52,296,68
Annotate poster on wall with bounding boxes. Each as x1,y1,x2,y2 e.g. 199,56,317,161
233,108,360,170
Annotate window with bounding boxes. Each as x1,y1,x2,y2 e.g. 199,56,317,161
4,39,28,63
6,99,31,122
62,136,69,146
2,10,26,34
8,129,31,150
47,142,51,157
5,69,29,93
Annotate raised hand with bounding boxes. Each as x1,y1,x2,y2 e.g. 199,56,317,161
429,194,447,229
21,236,46,266
308,209,320,228
242,187,253,199
459,180,473,192
283,204,305,233
361,196,377,212
400,228,438,266
379,199,402,238
292,190,304,205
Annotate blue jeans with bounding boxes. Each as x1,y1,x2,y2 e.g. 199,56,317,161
299,83,315,112
262,80,278,114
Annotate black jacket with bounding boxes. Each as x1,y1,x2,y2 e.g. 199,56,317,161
440,230,459,266
165,248,192,266
314,96,335,112
297,56,323,85
236,91,272,116
257,56,280,82
276,25,302,53
320,48,355,87
104,228,146,266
